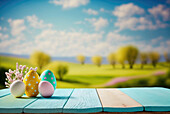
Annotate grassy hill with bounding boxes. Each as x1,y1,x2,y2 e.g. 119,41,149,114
0,56,169,88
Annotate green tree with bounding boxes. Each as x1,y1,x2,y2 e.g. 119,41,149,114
164,52,170,63
107,53,116,68
91,56,102,67
116,47,127,69
149,52,160,68
140,52,148,69
125,45,139,69
53,64,68,81
30,51,51,70
77,55,85,65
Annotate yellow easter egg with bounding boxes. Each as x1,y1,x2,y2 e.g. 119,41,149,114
23,70,40,97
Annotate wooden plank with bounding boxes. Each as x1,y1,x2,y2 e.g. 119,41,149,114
119,87,170,112
0,88,10,98
97,89,143,112
22,112,170,114
63,89,102,113
24,89,73,113
0,94,37,113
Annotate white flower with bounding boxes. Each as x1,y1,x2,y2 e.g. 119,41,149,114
5,62,38,87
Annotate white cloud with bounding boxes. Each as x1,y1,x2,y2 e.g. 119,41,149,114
10,42,34,54
106,33,169,54
85,17,108,31
114,17,167,31
0,33,9,40
151,36,163,44
33,29,105,56
3,18,27,53
100,8,104,12
1,26,168,56
112,3,146,31
83,8,98,15
2,13,169,56
3,27,7,31
49,0,90,9
8,19,26,36
113,3,169,32
0,26,8,31
114,17,138,31
0,28,106,56
112,3,144,19
100,8,110,13
148,5,170,21
0,36,23,53
120,40,170,54
133,37,170,54
14,28,119,57
26,15,53,29
107,32,132,41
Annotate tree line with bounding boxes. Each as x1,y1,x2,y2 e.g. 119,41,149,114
29,45,169,80
77,45,170,69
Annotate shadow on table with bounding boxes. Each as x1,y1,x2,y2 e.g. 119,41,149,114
38,96,75,99
18,96,75,99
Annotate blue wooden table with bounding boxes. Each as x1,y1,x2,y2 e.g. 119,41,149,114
0,87,170,113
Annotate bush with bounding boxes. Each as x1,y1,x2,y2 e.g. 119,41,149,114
166,79,170,87
56,64,68,81
0,67,8,89
49,63,69,81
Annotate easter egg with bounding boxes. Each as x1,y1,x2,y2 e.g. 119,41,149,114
40,70,56,90
38,81,54,97
23,70,40,97
10,80,25,98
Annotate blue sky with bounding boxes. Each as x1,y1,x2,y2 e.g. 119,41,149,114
0,0,170,57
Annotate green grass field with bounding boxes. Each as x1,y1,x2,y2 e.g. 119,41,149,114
0,56,169,88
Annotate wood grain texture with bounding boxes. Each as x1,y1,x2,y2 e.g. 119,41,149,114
0,94,37,113
24,89,73,113
63,89,102,113
119,87,170,112
0,88,10,98
0,88,169,113
97,89,143,112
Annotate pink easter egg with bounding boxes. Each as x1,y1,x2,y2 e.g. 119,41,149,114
38,81,54,98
